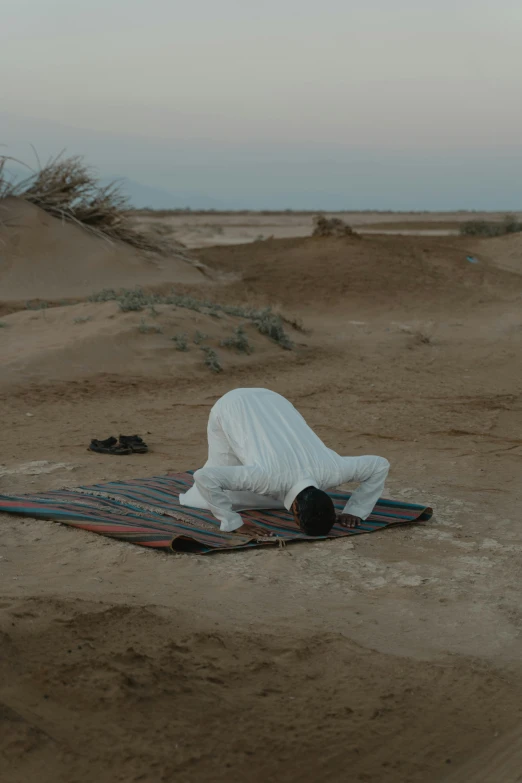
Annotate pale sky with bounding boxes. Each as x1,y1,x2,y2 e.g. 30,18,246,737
2,0,522,208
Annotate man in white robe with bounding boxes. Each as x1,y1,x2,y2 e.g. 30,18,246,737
180,388,390,537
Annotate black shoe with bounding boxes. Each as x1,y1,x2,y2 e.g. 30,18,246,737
118,434,148,454
88,436,132,455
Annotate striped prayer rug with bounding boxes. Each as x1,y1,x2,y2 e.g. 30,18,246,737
0,471,433,554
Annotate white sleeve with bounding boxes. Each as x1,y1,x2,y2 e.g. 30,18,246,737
193,465,268,532
338,456,390,520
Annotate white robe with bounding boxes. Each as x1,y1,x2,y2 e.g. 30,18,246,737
180,388,390,532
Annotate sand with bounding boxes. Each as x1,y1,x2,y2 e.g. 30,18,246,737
0,301,300,388
1,202,522,783
197,234,519,312
470,231,522,275
130,209,522,248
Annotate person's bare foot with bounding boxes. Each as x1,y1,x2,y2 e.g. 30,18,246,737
337,513,362,529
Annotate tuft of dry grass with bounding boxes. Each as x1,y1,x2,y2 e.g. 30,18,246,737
0,153,170,254
202,346,223,373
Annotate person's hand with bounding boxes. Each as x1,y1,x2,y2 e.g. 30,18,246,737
337,513,362,529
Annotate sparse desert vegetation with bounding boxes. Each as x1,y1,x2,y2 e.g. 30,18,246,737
87,287,294,349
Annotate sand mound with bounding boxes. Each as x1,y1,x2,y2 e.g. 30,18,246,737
0,301,299,388
0,198,205,302
199,235,520,310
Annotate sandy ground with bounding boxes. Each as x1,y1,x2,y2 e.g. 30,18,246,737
1,201,522,783
130,209,522,249
0,198,205,302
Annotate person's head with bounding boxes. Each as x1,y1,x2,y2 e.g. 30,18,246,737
291,486,336,536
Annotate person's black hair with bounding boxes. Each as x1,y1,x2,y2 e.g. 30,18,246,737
293,486,336,536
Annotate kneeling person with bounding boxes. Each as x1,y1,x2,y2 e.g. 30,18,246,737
180,388,390,536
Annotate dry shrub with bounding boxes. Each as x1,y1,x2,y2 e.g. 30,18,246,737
221,326,253,354
313,215,358,238
0,153,169,254
460,214,522,237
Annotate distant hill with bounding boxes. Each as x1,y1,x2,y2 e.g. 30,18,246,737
108,178,224,210
1,163,223,211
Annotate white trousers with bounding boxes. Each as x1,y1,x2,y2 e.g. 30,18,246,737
179,407,285,512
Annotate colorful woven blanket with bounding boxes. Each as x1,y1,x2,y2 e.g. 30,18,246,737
0,471,433,553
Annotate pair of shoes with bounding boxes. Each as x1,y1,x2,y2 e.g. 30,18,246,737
88,434,148,455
